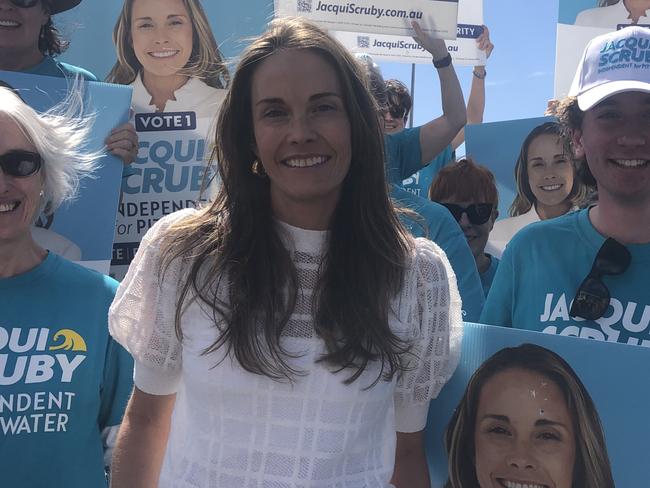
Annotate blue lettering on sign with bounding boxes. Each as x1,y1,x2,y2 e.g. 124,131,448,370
135,111,197,132
456,24,482,39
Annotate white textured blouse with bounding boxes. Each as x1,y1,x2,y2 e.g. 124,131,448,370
109,209,462,487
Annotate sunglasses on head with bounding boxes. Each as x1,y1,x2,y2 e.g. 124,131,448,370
0,151,42,178
9,0,39,7
441,203,493,225
569,238,631,320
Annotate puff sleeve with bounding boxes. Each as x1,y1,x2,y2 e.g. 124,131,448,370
109,209,196,395
393,238,463,433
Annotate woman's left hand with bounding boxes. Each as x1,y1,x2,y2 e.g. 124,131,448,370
411,20,448,61
105,122,139,166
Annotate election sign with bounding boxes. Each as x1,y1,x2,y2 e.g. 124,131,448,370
331,0,484,65
554,0,646,98
465,117,557,258
275,0,460,39
425,323,650,487
0,71,129,274
111,102,225,280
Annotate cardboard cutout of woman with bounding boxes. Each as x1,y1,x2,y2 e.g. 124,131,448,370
107,0,229,278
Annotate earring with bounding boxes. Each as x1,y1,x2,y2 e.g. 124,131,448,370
251,160,267,177
39,190,44,198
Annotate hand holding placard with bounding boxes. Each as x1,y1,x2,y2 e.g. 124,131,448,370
411,20,448,61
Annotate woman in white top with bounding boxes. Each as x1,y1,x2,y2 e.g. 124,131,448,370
575,0,650,29
108,17,463,488
106,0,229,114
488,122,588,257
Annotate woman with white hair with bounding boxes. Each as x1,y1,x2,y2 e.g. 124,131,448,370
0,86,133,488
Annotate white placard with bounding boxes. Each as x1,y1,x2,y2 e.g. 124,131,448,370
554,23,609,99
330,0,483,65
274,0,459,39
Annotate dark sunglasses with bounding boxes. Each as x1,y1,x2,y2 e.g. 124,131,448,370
0,151,42,177
569,238,631,320
387,107,407,120
442,203,493,225
10,0,39,7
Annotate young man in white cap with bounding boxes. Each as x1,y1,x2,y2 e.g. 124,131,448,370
481,26,650,348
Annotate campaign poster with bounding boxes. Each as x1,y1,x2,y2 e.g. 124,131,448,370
425,322,650,487
331,0,484,66
0,71,128,275
554,0,646,98
56,2,273,79
44,1,270,278
102,0,229,279
464,116,570,256
275,0,459,39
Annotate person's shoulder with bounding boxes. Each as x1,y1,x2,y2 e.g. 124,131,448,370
51,254,118,297
143,207,202,244
508,209,582,251
386,126,421,145
55,60,98,81
393,186,458,239
410,237,453,281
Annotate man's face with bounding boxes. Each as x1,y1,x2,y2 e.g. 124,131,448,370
572,91,650,206
382,109,407,134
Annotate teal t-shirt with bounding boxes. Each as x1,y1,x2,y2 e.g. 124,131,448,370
480,254,499,298
25,55,98,81
384,127,453,186
0,253,133,487
481,209,650,347
392,185,485,322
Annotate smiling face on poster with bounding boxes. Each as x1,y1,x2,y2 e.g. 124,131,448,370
107,0,229,279
424,324,646,488
465,118,588,258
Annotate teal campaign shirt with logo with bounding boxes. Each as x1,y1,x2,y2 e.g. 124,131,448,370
384,126,453,187
392,185,485,322
481,209,650,347
0,253,133,487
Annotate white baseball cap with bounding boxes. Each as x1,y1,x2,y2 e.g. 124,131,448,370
569,26,650,110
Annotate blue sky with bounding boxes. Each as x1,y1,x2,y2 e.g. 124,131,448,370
379,0,560,143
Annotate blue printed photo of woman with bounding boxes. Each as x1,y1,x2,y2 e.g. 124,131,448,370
107,0,229,117
106,0,230,279
488,122,589,257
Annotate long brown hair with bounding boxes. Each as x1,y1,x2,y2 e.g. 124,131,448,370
106,0,229,88
445,344,615,488
160,17,413,385
38,1,69,55
510,121,588,217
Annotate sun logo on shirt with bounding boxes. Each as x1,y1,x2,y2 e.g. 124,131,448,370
49,329,88,352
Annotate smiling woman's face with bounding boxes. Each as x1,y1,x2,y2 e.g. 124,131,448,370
474,368,576,488
0,114,43,245
130,0,193,79
526,134,574,211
